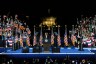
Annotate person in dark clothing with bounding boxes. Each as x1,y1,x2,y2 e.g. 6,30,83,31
0,35,2,47
43,33,51,44
68,36,72,47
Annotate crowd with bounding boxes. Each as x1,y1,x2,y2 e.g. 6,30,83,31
75,15,96,47
0,56,95,64
0,15,31,48
63,15,96,47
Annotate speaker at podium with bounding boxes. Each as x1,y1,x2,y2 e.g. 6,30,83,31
41,32,51,53
43,42,51,53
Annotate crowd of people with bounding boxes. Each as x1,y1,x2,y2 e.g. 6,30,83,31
0,15,31,48
61,15,96,47
74,15,96,47
0,56,95,64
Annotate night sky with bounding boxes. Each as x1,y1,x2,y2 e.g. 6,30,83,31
0,1,96,35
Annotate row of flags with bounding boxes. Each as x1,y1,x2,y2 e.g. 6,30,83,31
33,25,62,46
33,25,77,47
32,15,96,47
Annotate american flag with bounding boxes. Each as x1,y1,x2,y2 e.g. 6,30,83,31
57,26,61,46
51,33,54,45
57,29,61,46
64,33,68,46
8,37,13,47
39,25,43,46
86,38,92,47
57,34,61,46
26,36,30,46
71,34,76,46
20,35,23,47
51,27,54,45
33,33,37,46
39,34,43,46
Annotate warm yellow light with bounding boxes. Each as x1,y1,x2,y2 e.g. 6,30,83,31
42,17,56,28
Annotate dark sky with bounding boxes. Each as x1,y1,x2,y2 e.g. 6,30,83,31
0,1,96,34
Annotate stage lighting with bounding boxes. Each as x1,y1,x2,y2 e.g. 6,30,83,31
42,17,56,30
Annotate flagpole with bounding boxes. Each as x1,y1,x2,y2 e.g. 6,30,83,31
33,25,36,46
51,25,54,45
58,25,59,46
72,25,74,33
39,23,43,46
52,26,53,45
71,25,75,46
64,25,68,46
41,24,43,46
57,25,61,46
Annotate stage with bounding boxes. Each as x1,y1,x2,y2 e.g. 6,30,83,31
0,47,96,59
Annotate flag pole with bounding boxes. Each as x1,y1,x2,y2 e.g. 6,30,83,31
51,25,54,45
57,25,61,46
64,25,68,46
71,25,75,46
40,23,43,46
33,25,36,46
41,24,43,46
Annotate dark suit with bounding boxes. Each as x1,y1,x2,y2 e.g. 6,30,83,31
0,35,2,47
43,34,51,51
43,35,51,44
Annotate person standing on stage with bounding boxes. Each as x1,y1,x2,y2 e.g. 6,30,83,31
0,25,2,47
7,31,13,47
22,31,27,47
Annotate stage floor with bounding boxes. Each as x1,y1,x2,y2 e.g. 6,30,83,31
0,47,95,54
0,47,96,59
0,48,95,54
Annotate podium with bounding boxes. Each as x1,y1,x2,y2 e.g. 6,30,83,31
43,42,51,53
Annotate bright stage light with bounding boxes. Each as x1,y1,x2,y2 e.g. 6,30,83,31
42,17,56,30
